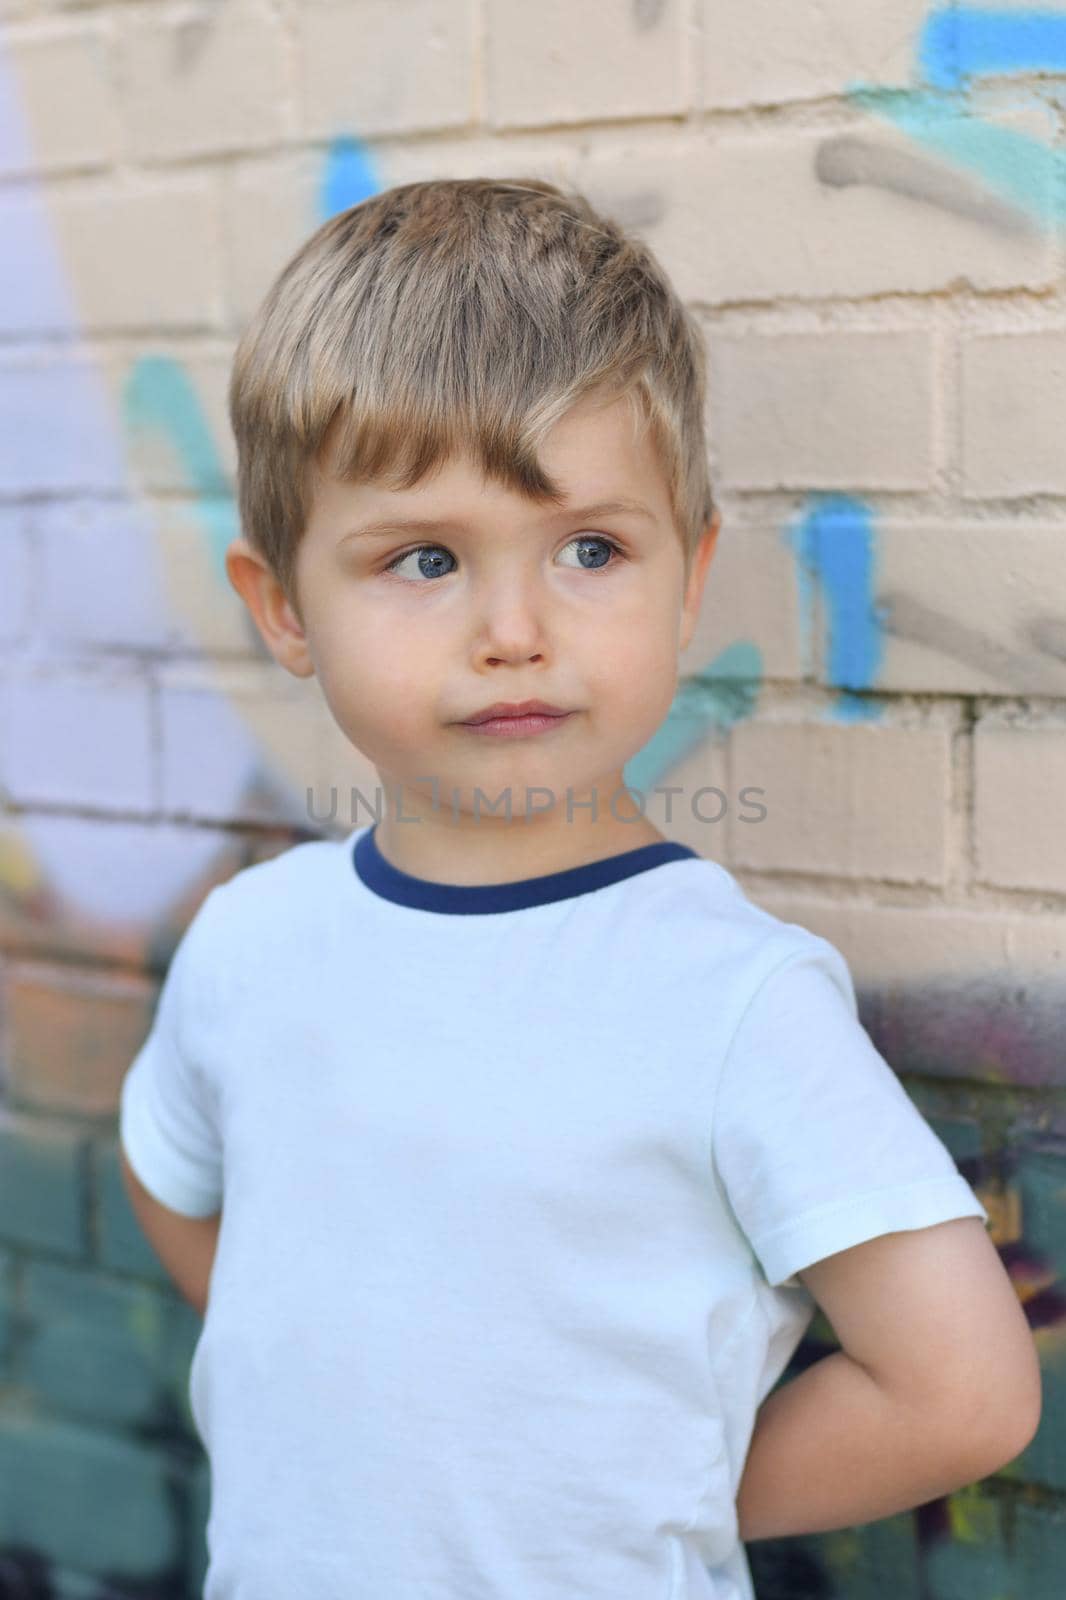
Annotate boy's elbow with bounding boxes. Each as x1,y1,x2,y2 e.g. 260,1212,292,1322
998,1372,1042,1464
972,1407,1040,1483
997,1338,1043,1457
958,1353,1042,1479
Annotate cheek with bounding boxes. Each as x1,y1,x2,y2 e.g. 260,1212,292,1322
304,614,395,729
584,618,680,735
315,603,418,685
588,602,677,684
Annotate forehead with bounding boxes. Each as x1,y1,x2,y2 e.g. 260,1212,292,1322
310,392,672,531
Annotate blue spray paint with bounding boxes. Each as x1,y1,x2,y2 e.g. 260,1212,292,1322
787,495,886,723
849,83,1064,227
842,7,1066,230
320,137,380,222
920,7,1066,89
123,355,238,587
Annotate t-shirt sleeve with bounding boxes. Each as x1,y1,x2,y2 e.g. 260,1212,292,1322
711,937,989,1291
119,890,224,1218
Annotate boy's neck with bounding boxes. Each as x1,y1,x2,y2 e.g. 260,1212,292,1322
370,800,668,888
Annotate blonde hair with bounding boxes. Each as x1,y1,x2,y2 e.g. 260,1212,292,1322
228,176,716,621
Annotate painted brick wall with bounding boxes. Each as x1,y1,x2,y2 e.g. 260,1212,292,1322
0,2,1063,1595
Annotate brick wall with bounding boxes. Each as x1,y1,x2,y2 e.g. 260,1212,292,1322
0,2,1062,1595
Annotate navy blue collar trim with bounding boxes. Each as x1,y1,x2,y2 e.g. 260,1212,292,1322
352,824,699,914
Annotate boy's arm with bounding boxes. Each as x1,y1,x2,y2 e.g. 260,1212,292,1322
735,1216,1042,1543
120,1145,221,1318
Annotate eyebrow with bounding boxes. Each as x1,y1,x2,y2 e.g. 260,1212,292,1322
339,497,658,543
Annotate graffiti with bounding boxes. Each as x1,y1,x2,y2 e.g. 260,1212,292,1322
123,355,236,585
633,0,668,27
919,6,1066,89
846,84,1062,230
173,0,230,75
786,496,887,723
320,135,380,223
815,133,1035,235
816,7,1066,231
877,590,1066,693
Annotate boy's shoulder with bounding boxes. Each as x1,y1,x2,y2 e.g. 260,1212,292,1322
614,849,850,995
208,834,340,911
188,835,344,960
630,847,826,943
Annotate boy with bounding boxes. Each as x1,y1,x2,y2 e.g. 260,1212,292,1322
119,177,1040,1600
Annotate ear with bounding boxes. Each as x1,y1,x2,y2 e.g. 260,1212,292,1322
679,509,721,655
224,538,316,680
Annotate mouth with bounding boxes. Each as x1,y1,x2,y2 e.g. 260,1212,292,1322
461,700,571,726
458,710,575,738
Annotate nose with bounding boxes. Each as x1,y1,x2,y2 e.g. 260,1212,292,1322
471,571,551,666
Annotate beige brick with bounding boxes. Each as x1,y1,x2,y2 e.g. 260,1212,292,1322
710,331,935,492
117,0,288,163
0,21,119,177
16,0,102,10
486,0,686,129
728,718,952,884
6,963,153,1116
974,712,1066,894
379,134,576,196
576,122,1055,307
299,0,473,140
222,153,323,324
869,522,1066,698
702,0,930,109
753,895,1066,988
961,332,1066,498
52,180,221,331
680,520,803,685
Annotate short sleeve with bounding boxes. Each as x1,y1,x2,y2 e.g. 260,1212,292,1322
119,890,224,1218
711,939,989,1290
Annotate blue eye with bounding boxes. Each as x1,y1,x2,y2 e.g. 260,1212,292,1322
382,535,625,583
383,546,457,582
558,535,624,571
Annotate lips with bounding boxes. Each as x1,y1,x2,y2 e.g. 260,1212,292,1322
462,699,570,725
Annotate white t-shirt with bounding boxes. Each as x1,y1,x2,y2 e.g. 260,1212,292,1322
120,823,988,1600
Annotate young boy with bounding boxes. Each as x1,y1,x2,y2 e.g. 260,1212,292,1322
119,177,1040,1600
